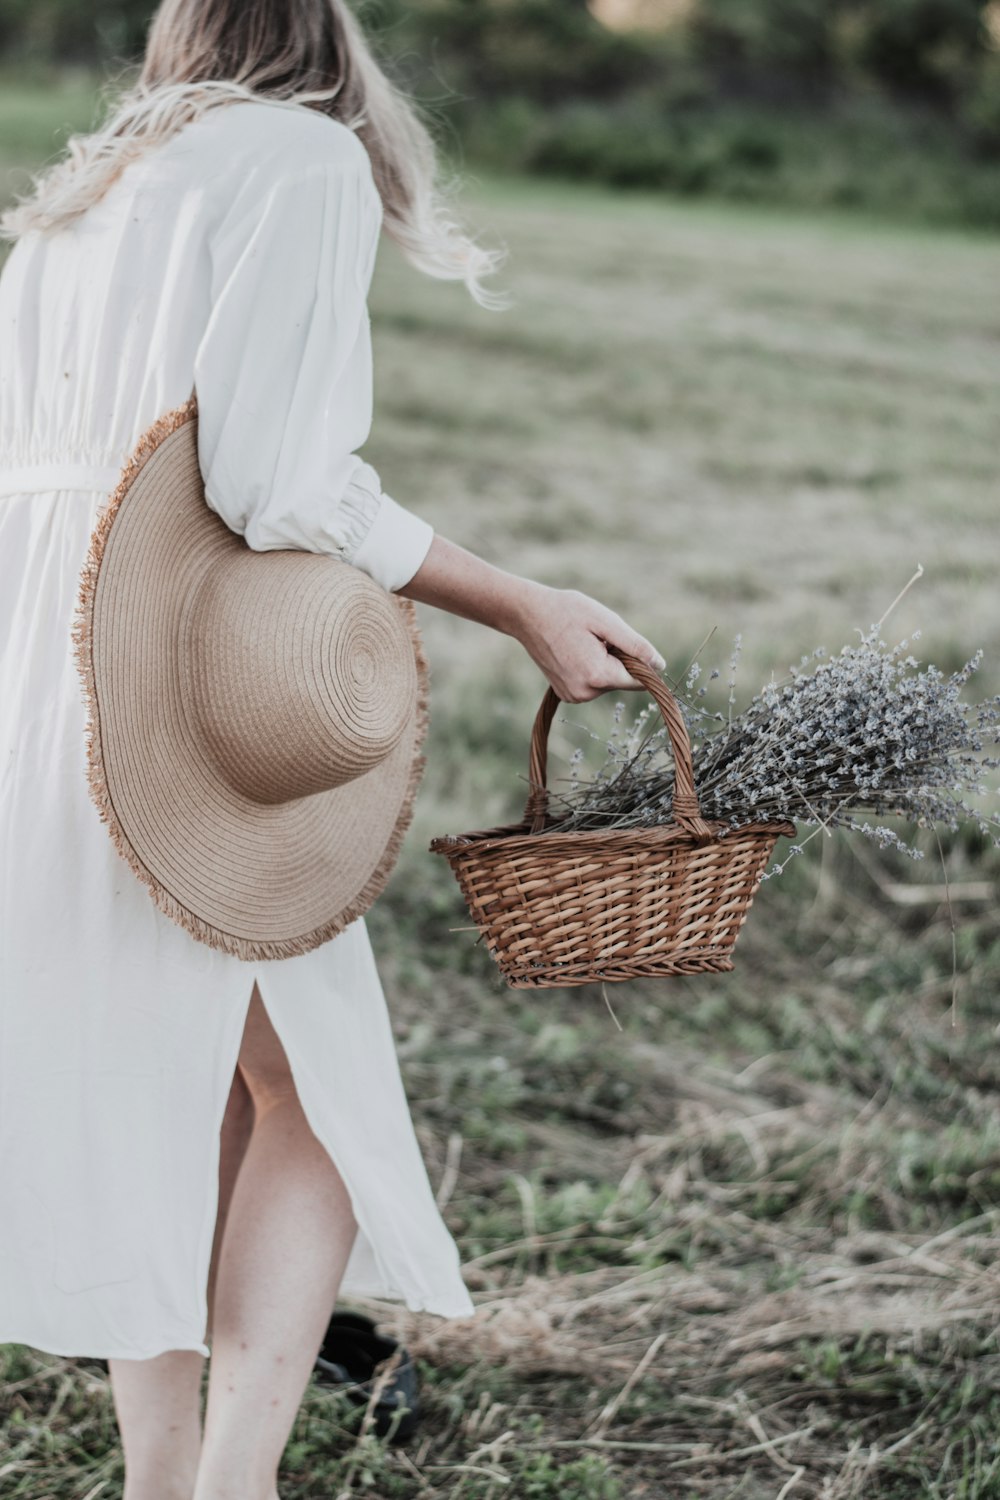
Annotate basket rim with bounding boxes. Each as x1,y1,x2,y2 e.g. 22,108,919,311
429,815,796,858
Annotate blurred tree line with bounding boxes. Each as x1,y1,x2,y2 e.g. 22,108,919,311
0,0,151,63
1,0,998,225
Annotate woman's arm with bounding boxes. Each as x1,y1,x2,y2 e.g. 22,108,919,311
195,158,657,700
396,534,666,704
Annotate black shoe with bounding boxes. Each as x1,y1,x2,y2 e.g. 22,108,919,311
314,1310,420,1442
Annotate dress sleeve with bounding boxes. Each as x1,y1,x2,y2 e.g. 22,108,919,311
192,147,434,593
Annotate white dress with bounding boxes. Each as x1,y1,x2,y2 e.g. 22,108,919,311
0,98,474,1361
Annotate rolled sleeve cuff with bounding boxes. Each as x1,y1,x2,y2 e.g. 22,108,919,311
349,492,435,593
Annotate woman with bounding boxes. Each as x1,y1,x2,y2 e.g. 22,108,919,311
0,1,664,1495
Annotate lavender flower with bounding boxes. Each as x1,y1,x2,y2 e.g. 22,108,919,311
546,629,1000,861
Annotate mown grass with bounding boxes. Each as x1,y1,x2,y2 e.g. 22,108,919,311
2,75,1000,1498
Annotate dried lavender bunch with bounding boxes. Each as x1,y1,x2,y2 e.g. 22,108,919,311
546,629,1000,861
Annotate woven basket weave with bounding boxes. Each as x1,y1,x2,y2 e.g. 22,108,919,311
430,649,794,988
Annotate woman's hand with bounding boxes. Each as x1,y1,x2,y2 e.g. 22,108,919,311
509,583,665,702
396,535,665,702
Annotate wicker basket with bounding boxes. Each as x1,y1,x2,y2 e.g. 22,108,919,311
430,650,794,988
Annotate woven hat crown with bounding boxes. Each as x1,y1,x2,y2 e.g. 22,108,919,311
186,548,415,806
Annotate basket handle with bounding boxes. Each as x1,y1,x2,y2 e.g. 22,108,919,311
524,646,715,841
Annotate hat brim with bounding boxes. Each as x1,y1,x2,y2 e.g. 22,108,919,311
72,398,429,961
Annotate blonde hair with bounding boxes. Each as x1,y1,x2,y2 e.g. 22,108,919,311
0,0,508,310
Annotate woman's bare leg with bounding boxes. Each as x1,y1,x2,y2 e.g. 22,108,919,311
193,985,358,1500
108,1048,255,1499
208,1065,255,1338
108,1350,205,1500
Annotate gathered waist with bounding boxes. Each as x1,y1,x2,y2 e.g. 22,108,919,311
0,460,122,497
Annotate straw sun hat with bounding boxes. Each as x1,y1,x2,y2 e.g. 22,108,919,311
71,396,428,960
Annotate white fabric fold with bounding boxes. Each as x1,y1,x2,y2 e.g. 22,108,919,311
0,462,123,496
194,141,434,593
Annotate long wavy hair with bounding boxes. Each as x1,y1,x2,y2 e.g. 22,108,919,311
0,0,508,310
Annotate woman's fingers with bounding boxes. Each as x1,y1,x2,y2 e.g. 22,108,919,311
511,584,667,702
572,648,646,700
604,627,667,675
553,626,664,702
581,600,665,671
571,605,666,700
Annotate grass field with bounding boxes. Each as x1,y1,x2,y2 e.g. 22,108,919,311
3,78,1000,1499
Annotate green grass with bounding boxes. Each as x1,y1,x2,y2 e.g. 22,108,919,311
2,78,1000,1498
0,70,107,203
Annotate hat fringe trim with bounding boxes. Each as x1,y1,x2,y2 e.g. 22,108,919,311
72,395,430,962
